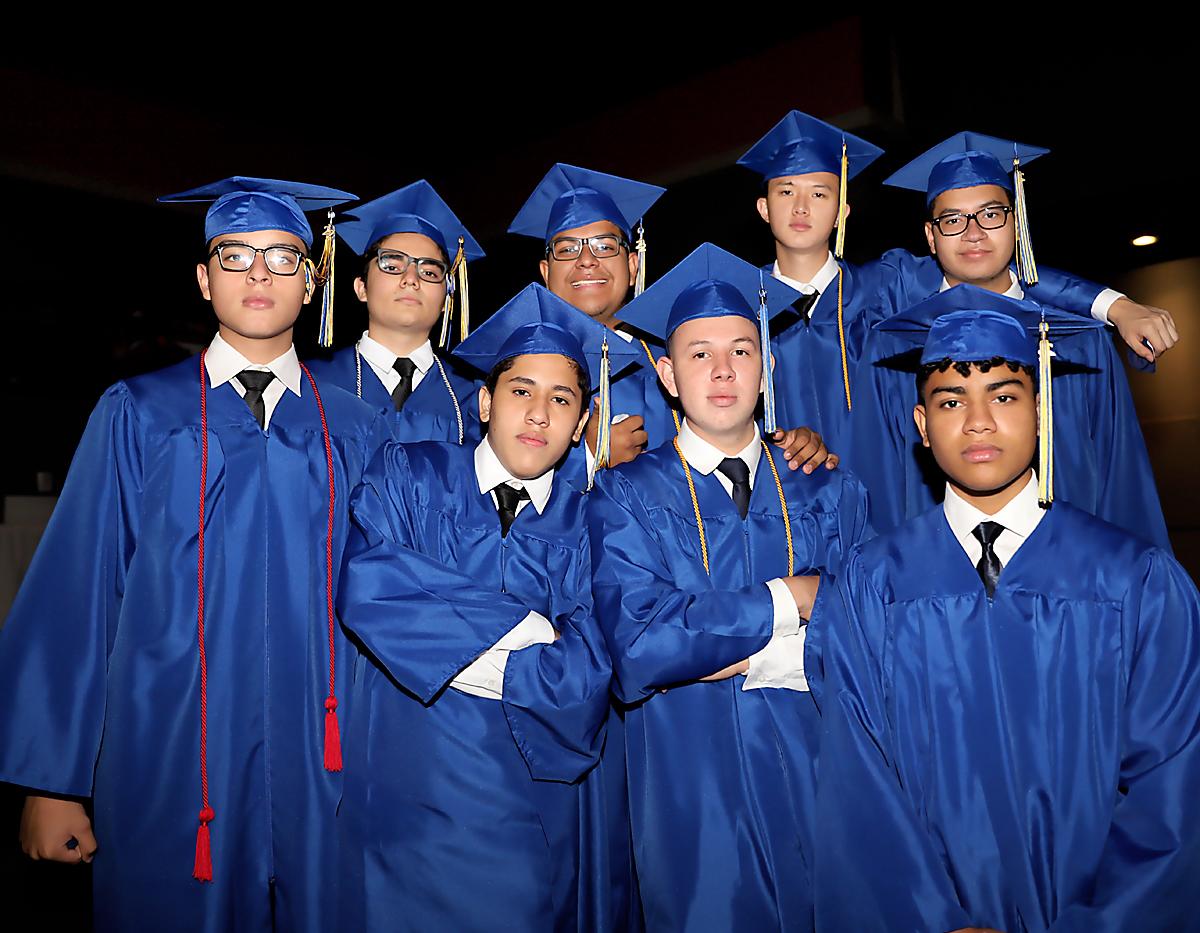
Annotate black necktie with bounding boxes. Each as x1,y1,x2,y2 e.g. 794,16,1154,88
391,358,417,412
237,369,275,429
778,289,820,330
493,483,530,537
971,521,1004,598
717,457,751,520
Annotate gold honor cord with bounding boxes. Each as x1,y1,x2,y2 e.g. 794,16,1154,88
672,437,794,577
1037,321,1054,507
639,338,682,434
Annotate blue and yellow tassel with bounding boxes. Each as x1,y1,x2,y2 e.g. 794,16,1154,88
1014,156,1038,286
589,337,613,490
1037,318,1054,508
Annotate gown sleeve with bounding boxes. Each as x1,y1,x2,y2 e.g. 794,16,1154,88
586,471,775,705
502,532,613,784
0,384,143,797
1048,550,1200,933
812,548,973,933
337,444,534,704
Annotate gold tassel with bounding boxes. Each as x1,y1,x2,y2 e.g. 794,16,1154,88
315,209,337,348
837,266,851,410
834,140,849,260
1014,158,1039,286
456,237,470,343
438,237,467,350
1037,319,1054,508
634,222,647,297
590,338,612,490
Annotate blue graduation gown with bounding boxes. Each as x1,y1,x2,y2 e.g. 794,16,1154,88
587,441,869,932
848,307,1170,548
766,260,885,461
336,441,613,933
811,502,1200,932
0,356,389,933
306,342,480,444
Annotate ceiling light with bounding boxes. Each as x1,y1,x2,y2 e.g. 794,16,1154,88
1131,234,1158,247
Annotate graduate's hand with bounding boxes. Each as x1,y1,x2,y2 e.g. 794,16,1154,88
1108,298,1179,361
698,659,750,681
20,795,97,863
586,412,647,468
781,574,820,620
769,427,839,474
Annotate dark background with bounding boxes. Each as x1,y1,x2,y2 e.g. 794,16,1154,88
2,20,1195,921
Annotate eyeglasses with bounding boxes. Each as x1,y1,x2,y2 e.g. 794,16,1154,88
929,205,1014,236
368,249,449,283
546,234,629,262
208,243,306,275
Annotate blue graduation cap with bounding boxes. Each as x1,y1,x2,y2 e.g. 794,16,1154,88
158,175,356,248
883,132,1050,286
454,284,644,483
339,181,485,350
160,176,358,348
877,283,1105,507
738,111,884,182
509,165,666,298
616,242,800,432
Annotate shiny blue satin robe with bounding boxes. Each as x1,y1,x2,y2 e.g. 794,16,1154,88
336,441,613,933
767,252,1111,467
588,441,869,932
0,356,388,933
307,342,480,444
811,502,1200,932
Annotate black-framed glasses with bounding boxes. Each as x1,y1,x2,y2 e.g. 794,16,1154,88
546,234,629,262
208,243,306,275
368,249,449,283
929,205,1014,236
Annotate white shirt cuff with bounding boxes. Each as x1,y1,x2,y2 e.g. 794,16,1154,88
742,579,809,692
451,611,555,700
1091,288,1124,326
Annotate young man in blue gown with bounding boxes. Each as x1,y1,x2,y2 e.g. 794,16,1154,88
812,285,1200,933
307,180,484,444
336,283,640,932
0,177,390,931
589,243,869,931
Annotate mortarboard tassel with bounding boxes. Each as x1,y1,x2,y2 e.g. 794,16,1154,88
1013,157,1039,287
1037,318,1054,508
758,271,778,434
437,290,454,350
456,237,470,343
634,221,647,297
833,140,849,260
315,209,337,347
590,337,612,489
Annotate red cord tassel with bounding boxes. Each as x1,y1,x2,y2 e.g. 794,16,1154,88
324,697,343,772
193,806,215,882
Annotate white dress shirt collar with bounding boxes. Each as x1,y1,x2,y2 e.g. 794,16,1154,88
204,332,302,396
358,331,435,375
772,251,840,298
677,418,762,487
939,269,1024,300
474,436,555,515
943,471,1044,566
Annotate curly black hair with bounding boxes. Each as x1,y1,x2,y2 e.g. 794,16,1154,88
916,356,1037,401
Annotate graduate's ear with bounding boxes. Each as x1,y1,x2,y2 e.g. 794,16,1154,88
353,276,368,304
924,220,937,257
572,405,590,444
626,249,639,289
835,200,852,227
478,385,492,424
538,259,550,286
655,354,679,399
913,403,930,447
196,262,212,301
756,196,770,225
